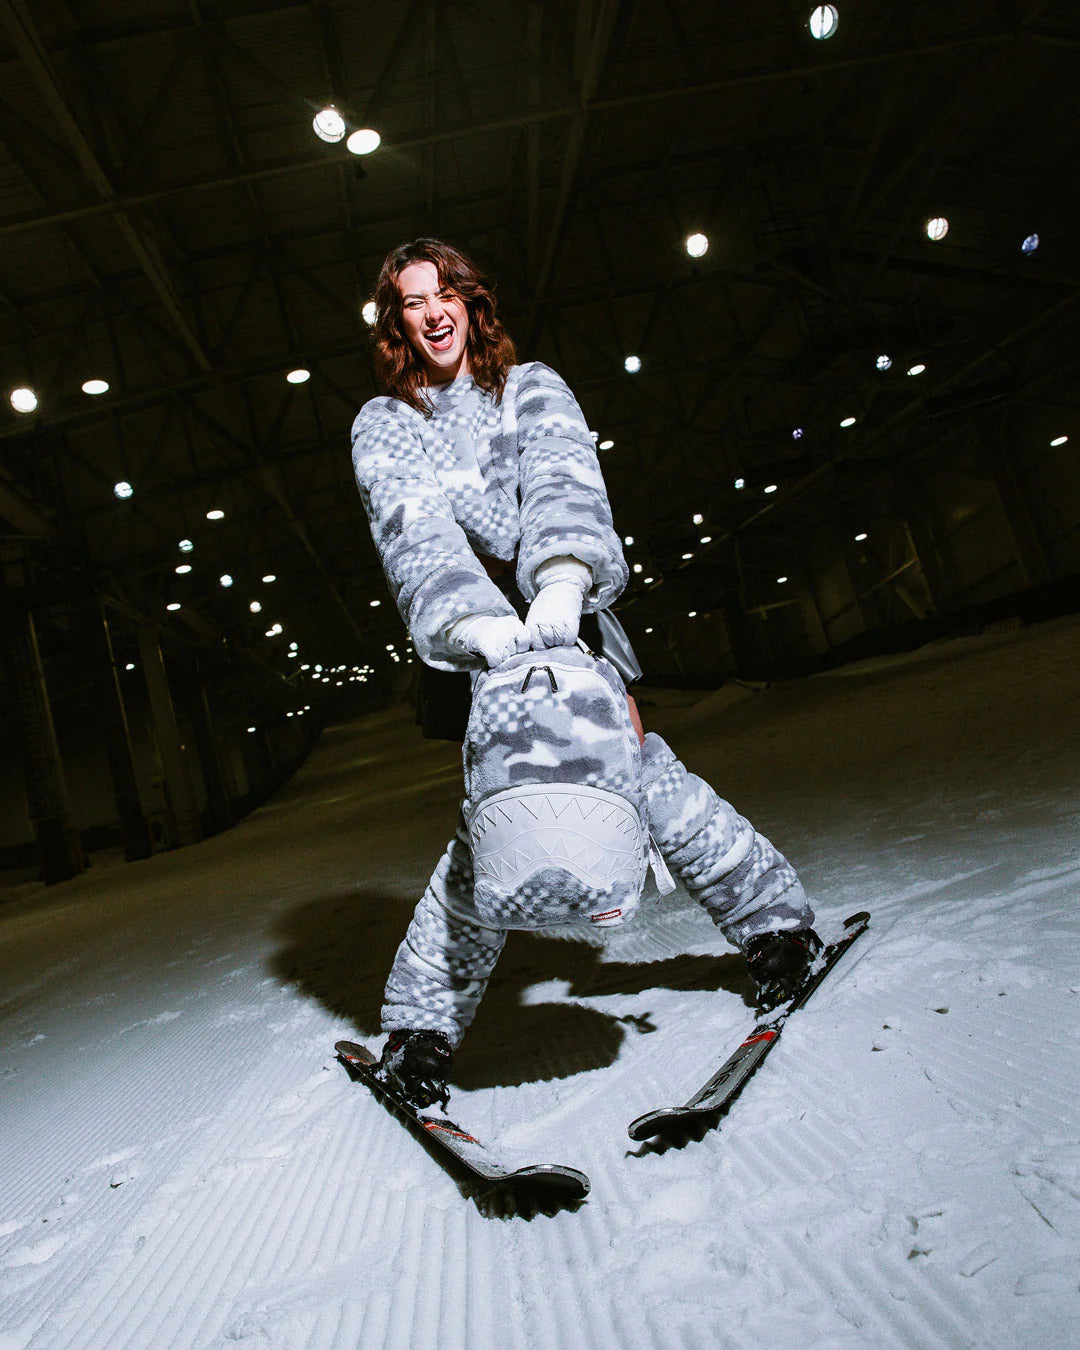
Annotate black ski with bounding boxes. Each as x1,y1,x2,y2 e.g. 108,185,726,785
628,911,871,1143
335,1040,590,1202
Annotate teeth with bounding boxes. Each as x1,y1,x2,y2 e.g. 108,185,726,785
426,326,452,341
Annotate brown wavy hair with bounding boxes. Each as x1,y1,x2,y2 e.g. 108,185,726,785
371,238,517,416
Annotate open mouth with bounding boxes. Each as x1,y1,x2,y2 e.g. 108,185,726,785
424,325,455,351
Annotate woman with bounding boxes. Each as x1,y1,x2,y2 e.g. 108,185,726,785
351,239,819,1108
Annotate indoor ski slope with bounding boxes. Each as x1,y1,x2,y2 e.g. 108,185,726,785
2,615,1079,1349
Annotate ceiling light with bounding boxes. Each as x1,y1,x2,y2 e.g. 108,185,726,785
125,663,135,671
262,574,276,583
700,535,712,544
362,300,378,325
313,106,346,143
645,627,653,634
876,354,892,371
777,575,788,584
10,387,37,413
792,427,804,440
178,540,194,554
1050,435,1068,446
763,484,778,494
250,601,262,613
247,726,256,734
166,602,181,612
692,513,703,525
175,564,192,575
685,232,709,258
599,439,615,450
925,217,949,242
682,552,693,560
855,532,868,541
286,368,310,385
688,611,697,618
82,378,109,396
369,599,381,607
840,416,857,427
734,478,745,490
346,128,381,155
643,576,654,584
113,481,134,499
633,563,643,574
206,508,225,520
624,355,641,374
624,535,634,546
906,363,926,376
809,5,839,40
1021,233,1040,255
220,574,233,587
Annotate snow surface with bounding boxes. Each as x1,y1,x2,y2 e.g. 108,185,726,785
2,614,1079,1349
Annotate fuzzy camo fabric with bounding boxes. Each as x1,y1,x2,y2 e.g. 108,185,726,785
350,362,628,671
462,646,648,929
380,732,814,1045
640,733,814,945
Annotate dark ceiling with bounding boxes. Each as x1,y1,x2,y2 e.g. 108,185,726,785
1,0,1078,713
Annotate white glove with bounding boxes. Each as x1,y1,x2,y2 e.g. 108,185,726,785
525,556,591,650
445,613,531,668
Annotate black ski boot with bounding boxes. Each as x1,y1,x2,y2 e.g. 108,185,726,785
378,1029,454,1109
745,928,823,1011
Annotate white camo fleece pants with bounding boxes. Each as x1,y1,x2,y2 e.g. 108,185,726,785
381,732,814,1047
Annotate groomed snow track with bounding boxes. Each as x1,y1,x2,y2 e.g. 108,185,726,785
2,617,1080,1348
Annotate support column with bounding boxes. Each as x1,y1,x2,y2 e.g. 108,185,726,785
137,628,202,846
78,598,153,861
2,604,83,883
178,650,235,836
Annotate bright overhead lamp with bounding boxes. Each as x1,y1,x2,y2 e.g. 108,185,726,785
125,663,135,671
925,217,949,242
681,552,694,560
643,576,654,584
624,535,634,546
1050,435,1068,446
906,363,926,376
313,106,346,143
685,232,709,258
645,627,653,634
347,128,381,155
82,378,109,396
362,300,378,325
166,602,182,612
598,439,615,450
700,535,712,544
688,611,697,618
220,574,233,587
369,599,381,607
286,368,310,385
855,532,868,541
734,478,745,490
114,481,134,499
206,508,225,520
763,484,778,494
262,574,276,583
10,387,37,413
175,564,192,575
1020,233,1040,255
624,355,641,374
249,600,262,613
875,354,892,371
777,575,789,584
633,563,643,574
792,427,804,440
809,5,839,40
840,416,857,428
692,513,704,525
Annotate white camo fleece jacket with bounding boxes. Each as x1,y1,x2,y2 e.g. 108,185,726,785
349,362,628,670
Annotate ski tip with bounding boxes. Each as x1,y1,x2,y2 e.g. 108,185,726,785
335,1040,377,1067
844,910,871,927
508,1165,591,1200
627,1108,680,1143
